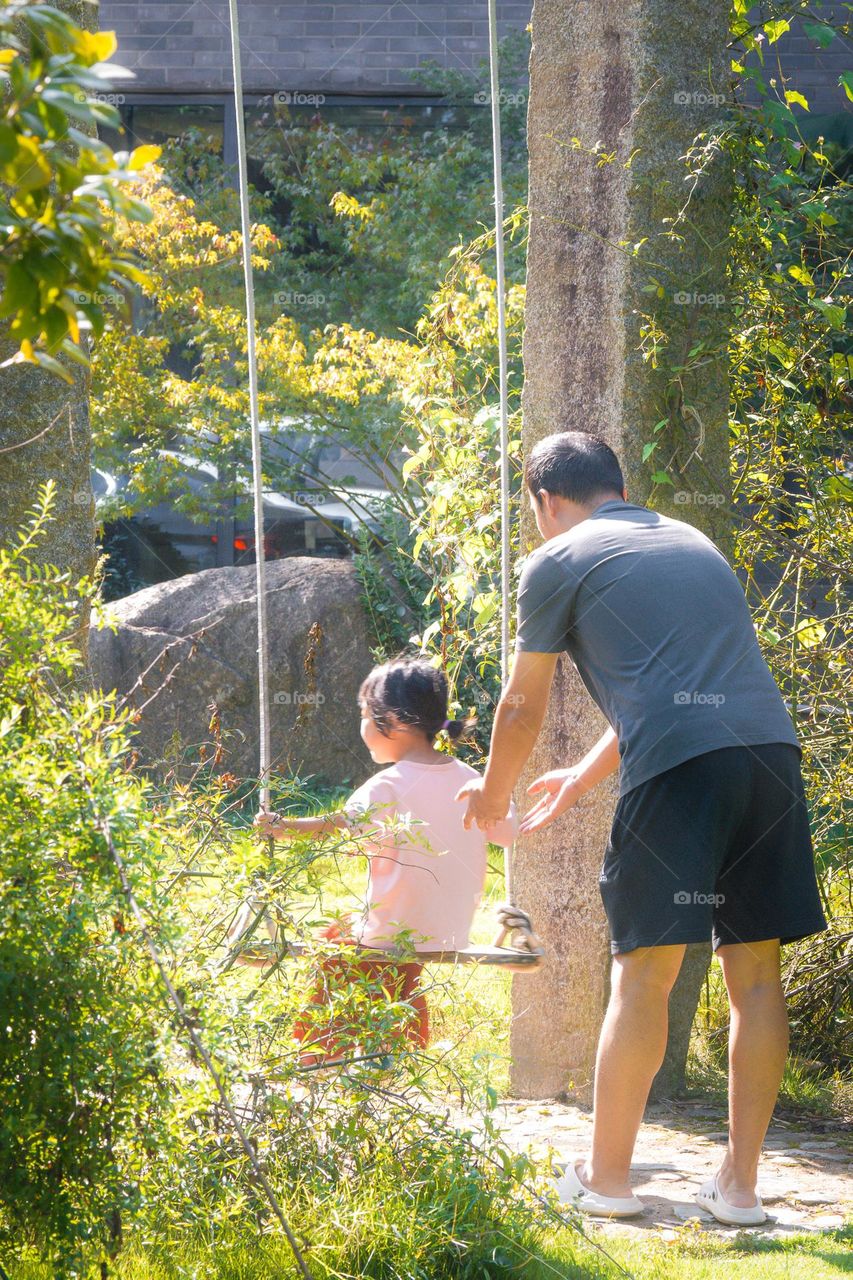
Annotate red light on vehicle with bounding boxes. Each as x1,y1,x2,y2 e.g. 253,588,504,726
234,538,248,551
210,534,218,544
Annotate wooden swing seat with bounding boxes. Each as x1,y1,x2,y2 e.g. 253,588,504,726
223,901,544,973
229,937,543,971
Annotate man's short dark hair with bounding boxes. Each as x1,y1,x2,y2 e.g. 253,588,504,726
525,431,624,505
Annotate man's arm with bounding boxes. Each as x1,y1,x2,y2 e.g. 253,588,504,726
456,650,559,830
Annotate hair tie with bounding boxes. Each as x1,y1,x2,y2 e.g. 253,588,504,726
441,718,451,730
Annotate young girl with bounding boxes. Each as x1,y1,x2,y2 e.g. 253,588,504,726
255,658,517,1065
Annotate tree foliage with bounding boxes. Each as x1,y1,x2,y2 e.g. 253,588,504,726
0,0,159,379
90,37,529,526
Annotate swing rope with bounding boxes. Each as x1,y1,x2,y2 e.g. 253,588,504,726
486,0,537,956
228,0,541,968
228,0,272,815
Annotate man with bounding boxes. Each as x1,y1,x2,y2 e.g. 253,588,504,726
456,431,827,1224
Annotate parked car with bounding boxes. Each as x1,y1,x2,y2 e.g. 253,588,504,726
97,448,391,599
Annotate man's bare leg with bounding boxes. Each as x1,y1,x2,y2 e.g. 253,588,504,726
580,943,686,1198
715,938,788,1207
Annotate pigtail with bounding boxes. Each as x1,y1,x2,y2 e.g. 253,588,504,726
444,714,477,743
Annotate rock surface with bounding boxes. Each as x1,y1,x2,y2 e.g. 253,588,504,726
91,559,374,786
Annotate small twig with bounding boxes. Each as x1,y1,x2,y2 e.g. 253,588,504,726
0,405,67,454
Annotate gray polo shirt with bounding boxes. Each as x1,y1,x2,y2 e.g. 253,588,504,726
515,499,800,795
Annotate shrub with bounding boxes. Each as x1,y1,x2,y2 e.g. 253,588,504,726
0,488,176,1270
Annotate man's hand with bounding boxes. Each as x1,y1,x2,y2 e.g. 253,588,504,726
455,778,512,832
518,768,583,835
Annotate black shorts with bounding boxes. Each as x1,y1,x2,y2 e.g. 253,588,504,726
599,743,828,955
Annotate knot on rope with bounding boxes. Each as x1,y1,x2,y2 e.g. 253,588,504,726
493,902,544,957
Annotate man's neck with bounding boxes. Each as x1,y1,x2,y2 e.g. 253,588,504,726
548,492,625,538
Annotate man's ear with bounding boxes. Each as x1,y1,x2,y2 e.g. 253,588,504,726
622,486,628,501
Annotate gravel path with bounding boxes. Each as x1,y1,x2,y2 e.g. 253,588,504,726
493,1096,853,1241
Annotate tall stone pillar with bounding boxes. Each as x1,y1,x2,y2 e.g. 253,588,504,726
512,0,732,1100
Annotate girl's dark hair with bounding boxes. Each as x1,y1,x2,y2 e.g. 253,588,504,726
358,659,473,742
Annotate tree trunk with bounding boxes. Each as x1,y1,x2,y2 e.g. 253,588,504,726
0,0,97,656
0,342,95,580
512,0,732,1102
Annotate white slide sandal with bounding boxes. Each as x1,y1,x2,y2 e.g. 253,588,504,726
553,1159,644,1218
694,1173,767,1226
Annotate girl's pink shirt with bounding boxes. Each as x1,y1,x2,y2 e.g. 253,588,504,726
344,757,517,952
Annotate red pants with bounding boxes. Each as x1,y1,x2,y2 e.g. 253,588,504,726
293,924,430,1062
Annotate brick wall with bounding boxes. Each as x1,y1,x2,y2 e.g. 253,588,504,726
100,1,533,93
100,2,850,119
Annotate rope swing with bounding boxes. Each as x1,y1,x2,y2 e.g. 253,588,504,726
226,0,543,972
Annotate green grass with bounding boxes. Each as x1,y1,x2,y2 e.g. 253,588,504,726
542,1221,853,1279
10,1224,852,1279
686,1034,853,1122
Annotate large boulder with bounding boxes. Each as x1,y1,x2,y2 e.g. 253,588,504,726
90,559,374,786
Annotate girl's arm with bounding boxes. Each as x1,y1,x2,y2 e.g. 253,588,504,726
254,811,350,840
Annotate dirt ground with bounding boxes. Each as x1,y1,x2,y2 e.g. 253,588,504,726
492,1095,853,1242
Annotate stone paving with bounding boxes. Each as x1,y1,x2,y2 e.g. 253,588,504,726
492,1096,853,1242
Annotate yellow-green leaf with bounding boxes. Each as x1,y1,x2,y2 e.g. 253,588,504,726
785,90,809,111
8,135,52,191
128,144,162,171
764,18,790,43
788,264,814,288
795,619,827,648
72,29,117,62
